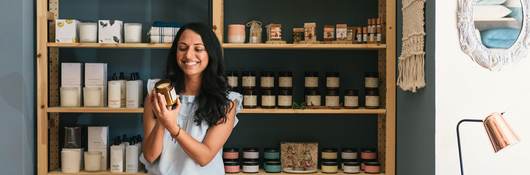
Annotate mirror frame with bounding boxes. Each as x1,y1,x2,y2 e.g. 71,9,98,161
457,0,530,71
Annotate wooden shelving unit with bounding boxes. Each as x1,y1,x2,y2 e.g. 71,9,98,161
37,0,395,174
48,170,384,175
47,107,386,115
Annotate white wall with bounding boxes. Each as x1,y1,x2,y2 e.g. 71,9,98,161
436,1,530,175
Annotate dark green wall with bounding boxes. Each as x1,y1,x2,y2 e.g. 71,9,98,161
396,0,435,175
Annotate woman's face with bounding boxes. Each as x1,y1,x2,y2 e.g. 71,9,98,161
176,29,209,77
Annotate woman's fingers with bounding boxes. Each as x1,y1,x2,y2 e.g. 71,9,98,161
156,93,168,112
152,94,162,116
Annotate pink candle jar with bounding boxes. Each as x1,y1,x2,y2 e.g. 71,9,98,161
227,24,246,43
364,161,381,174
361,149,377,160
224,160,240,173
223,148,239,160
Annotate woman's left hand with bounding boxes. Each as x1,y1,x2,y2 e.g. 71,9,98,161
152,92,181,133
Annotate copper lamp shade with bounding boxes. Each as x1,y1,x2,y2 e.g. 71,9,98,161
483,112,520,153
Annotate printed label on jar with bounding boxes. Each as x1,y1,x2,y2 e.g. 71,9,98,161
305,77,319,88
261,95,276,107
306,95,321,106
356,34,362,42
365,96,380,107
228,76,238,87
278,95,293,107
243,95,257,107
344,96,359,107
170,88,178,102
242,76,256,87
326,77,340,88
325,96,340,107
365,77,379,88
376,34,382,42
369,34,375,42
278,77,293,88
261,77,274,88
363,34,368,42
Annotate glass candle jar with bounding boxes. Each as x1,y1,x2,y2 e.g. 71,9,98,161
321,161,338,174
278,71,293,89
242,161,259,173
155,79,178,106
241,71,256,89
243,147,259,159
261,89,276,108
264,160,282,173
226,71,239,90
341,148,359,160
364,72,379,88
227,24,246,43
304,72,319,89
344,89,359,109
361,149,377,160
305,89,321,107
260,71,275,89
325,89,340,108
364,161,381,174
277,89,293,108
343,161,361,174
264,148,280,160
325,72,340,89
223,148,239,160
243,89,258,108
293,28,305,43
224,160,240,173
365,88,380,108
321,148,338,160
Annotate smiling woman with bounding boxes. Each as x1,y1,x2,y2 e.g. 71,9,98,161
139,23,243,175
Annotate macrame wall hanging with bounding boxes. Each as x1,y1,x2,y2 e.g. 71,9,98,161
397,0,426,93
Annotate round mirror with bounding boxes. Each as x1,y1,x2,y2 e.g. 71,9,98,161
458,0,530,70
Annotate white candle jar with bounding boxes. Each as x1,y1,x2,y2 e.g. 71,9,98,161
79,22,98,43
124,23,142,43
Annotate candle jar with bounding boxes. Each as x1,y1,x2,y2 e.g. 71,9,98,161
342,161,361,174
60,86,81,107
305,89,321,107
226,71,239,91
326,72,340,89
321,148,338,160
84,151,102,171
261,89,276,108
243,147,259,160
304,72,319,89
224,160,240,173
277,89,293,108
242,161,259,173
264,148,280,160
361,149,377,160
341,148,359,160
61,148,82,173
155,79,178,107
64,127,82,148
241,71,256,89
84,86,103,107
260,71,275,89
223,148,239,160
278,71,293,89
325,89,340,108
293,28,305,43
364,88,380,109
79,22,97,43
264,160,282,173
321,161,338,174
344,89,359,109
364,72,379,88
364,162,381,174
124,23,142,43
227,24,246,43
243,89,258,108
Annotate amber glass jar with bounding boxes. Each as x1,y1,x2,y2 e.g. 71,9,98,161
260,71,275,89
155,79,178,106
304,72,319,89
365,88,379,108
278,71,293,89
261,89,276,108
305,89,321,107
277,89,293,108
325,89,340,108
344,89,359,109
243,89,258,108
325,72,340,89
241,71,256,89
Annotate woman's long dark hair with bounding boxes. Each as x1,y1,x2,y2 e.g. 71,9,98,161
166,23,231,127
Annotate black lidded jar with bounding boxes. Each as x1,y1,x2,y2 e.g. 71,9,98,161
243,89,258,108
277,88,293,108
260,71,275,89
241,71,256,89
344,89,359,109
278,71,293,89
260,89,276,109
364,88,379,109
304,71,319,89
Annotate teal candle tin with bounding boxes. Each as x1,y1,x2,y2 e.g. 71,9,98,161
264,148,280,160
264,160,282,173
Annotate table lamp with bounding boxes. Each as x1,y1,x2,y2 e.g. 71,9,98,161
456,112,520,175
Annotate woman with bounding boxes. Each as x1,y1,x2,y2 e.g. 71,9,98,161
139,23,242,175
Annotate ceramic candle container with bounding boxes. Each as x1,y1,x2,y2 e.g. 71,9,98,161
124,23,142,43
79,22,98,43
227,24,246,43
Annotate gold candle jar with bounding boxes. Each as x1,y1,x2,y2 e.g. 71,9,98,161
155,79,178,106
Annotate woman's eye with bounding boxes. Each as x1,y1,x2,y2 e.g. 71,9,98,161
195,47,205,52
178,46,187,51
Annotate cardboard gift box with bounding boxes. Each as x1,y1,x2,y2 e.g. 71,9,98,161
98,20,123,43
55,19,80,43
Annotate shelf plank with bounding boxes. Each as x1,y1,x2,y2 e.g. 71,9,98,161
48,170,384,175
46,107,385,115
47,42,171,49
223,43,386,49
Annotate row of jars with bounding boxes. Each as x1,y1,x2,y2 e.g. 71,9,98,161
223,147,281,173
320,148,380,174
226,71,379,90
242,88,380,109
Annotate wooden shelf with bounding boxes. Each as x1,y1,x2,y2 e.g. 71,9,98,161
223,43,386,50
47,42,171,49
46,107,385,115
48,170,383,175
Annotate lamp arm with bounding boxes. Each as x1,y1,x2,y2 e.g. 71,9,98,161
456,119,484,175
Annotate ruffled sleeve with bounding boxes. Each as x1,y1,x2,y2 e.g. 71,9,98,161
227,91,242,127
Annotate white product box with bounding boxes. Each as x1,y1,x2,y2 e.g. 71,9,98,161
98,20,123,43
110,145,125,173
61,63,82,87
88,126,109,170
126,80,143,108
55,19,80,43
84,63,107,86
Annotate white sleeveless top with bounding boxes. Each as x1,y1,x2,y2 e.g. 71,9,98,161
139,91,242,175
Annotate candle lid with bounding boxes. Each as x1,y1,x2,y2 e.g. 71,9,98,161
279,71,293,76
345,89,359,96
223,147,239,152
321,161,338,166
305,71,319,76
325,72,339,77
261,71,275,77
